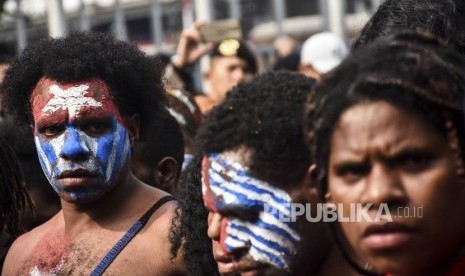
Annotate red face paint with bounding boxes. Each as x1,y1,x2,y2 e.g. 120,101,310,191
202,156,218,213
31,78,124,135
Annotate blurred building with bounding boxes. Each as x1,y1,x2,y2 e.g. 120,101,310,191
0,0,380,54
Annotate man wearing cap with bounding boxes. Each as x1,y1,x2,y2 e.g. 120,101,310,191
299,32,348,80
167,21,257,114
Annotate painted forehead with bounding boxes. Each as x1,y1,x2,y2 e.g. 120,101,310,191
202,152,292,210
31,77,122,122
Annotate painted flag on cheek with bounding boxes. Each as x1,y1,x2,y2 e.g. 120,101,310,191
201,153,300,270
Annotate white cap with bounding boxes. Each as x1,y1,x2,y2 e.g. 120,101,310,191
300,32,348,73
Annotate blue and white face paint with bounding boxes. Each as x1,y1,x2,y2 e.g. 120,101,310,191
202,152,300,270
31,78,131,203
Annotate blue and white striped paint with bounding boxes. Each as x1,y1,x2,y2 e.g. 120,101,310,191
202,153,300,270
32,80,131,203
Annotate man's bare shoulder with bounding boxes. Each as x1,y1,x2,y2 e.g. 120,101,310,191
2,213,63,276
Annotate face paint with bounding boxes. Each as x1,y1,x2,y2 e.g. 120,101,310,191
31,78,131,203
202,153,300,270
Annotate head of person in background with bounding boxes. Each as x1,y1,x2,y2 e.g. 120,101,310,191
131,110,184,195
198,39,257,114
165,86,203,170
352,0,465,53
171,71,355,275
273,52,300,72
305,32,465,275
273,35,298,58
299,32,348,81
0,117,60,226
0,136,35,267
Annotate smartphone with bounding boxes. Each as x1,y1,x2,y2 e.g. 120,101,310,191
199,19,243,43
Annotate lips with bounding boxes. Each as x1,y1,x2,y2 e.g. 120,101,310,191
58,168,99,179
362,222,416,251
213,241,269,275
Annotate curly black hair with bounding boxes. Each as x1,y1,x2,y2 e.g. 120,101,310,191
0,136,35,267
304,31,465,275
1,32,166,140
306,31,465,199
171,71,315,275
352,0,465,54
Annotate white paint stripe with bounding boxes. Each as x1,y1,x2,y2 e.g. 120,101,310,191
209,171,291,215
210,157,291,202
229,218,299,250
43,84,102,118
226,226,287,265
34,136,52,174
104,123,121,183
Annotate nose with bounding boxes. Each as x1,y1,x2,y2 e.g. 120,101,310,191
59,126,91,159
207,212,222,241
361,163,406,208
232,68,246,83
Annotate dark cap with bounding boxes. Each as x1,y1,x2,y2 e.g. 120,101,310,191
210,39,258,74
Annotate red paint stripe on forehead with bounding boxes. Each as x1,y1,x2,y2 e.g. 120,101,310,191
31,77,125,126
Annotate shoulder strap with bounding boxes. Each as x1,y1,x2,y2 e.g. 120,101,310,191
90,195,176,276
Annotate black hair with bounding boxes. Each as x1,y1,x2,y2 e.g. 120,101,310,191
0,136,35,266
305,32,465,198
0,42,14,64
1,32,166,140
170,71,315,275
0,117,60,226
305,31,465,276
352,0,465,54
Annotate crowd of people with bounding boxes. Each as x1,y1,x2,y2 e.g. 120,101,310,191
1,0,465,275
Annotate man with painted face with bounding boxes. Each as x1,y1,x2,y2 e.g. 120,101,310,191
1,33,185,275
171,71,356,275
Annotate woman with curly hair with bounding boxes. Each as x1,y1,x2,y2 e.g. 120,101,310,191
305,32,465,275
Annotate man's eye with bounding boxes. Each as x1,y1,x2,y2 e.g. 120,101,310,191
41,125,65,137
335,164,369,184
397,155,434,173
84,122,110,136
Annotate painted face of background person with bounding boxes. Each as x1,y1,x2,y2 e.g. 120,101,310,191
30,77,131,203
328,101,465,275
202,150,300,275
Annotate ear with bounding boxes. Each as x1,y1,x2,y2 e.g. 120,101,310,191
155,157,180,191
293,164,321,204
124,114,140,147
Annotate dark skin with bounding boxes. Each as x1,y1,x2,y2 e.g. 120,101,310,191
2,79,185,276
328,101,465,275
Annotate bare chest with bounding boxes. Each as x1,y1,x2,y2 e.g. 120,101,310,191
22,231,167,276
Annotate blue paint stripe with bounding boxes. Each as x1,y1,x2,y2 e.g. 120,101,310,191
208,155,289,204
228,223,294,256
38,136,58,171
208,169,290,206
226,233,286,269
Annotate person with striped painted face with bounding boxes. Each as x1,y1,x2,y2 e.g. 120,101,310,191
1,33,185,275
171,71,357,275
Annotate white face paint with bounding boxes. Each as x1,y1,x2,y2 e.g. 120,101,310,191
202,152,300,270
41,84,103,118
31,78,131,203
